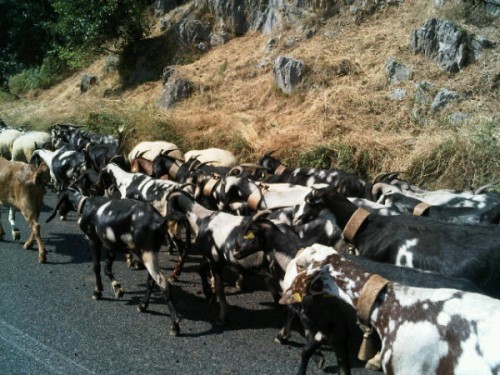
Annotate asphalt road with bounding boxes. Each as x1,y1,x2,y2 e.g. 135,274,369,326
0,191,377,375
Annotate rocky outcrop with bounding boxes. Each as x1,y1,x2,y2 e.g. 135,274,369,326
431,88,459,113
159,73,194,108
193,0,340,35
409,18,494,73
273,56,305,95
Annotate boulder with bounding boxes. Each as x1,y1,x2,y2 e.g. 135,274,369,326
388,88,406,101
409,18,494,73
272,56,305,95
385,57,413,84
159,77,194,109
80,74,97,93
431,88,459,113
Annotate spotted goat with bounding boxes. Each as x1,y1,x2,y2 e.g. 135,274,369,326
280,244,500,375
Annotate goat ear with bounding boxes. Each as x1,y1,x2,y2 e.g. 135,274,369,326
34,162,50,185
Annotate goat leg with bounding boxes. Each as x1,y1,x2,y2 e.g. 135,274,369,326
104,251,124,298
142,250,181,336
138,274,156,313
90,242,103,300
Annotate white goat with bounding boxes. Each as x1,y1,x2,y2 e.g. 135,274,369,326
128,141,184,162
184,148,237,167
11,131,51,162
0,128,23,159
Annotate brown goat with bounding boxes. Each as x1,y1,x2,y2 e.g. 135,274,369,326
0,156,50,263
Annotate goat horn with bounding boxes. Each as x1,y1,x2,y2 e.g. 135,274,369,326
252,209,274,221
264,150,278,157
475,178,500,195
227,166,244,176
372,171,405,184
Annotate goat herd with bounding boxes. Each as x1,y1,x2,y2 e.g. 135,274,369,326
0,122,499,375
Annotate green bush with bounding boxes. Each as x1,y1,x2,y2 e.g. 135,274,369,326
296,143,377,180
408,120,500,191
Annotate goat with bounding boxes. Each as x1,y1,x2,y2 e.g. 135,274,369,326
30,148,86,192
184,148,237,167
0,157,50,262
373,182,500,210
258,150,370,198
281,244,500,375
299,186,500,298
0,128,23,159
221,176,324,213
167,190,281,325
11,131,51,162
128,141,184,162
46,189,183,336
51,124,120,150
381,191,500,225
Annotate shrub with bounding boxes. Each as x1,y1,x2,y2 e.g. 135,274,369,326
407,120,499,192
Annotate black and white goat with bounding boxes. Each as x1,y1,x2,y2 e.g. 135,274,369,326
30,147,86,192
380,191,500,225
258,150,370,198
46,189,183,336
167,190,285,325
280,244,500,375
298,186,500,298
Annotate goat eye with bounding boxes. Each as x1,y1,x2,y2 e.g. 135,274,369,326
243,231,255,240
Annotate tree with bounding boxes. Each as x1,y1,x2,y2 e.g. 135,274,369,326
0,0,55,85
50,0,152,68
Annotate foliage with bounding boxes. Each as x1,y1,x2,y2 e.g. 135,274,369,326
50,0,153,68
407,120,500,192
0,0,55,86
296,143,377,180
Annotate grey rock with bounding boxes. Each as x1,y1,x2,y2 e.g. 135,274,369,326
272,56,305,95
431,88,459,113
385,57,413,84
210,30,230,47
388,88,406,101
104,54,119,73
410,18,494,72
178,18,212,44
194,0,339,36
162,66,177,85
80,74,97,93
159,77,194,108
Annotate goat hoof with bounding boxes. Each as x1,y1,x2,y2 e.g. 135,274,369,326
169,323,180,336
137,304,148,313
92,291,102,300
38,253,47,263
13,229,20,241
314,353,326,370
274,334,290,344
111,282,124,298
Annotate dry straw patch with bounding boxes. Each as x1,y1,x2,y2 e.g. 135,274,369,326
1,0,498,188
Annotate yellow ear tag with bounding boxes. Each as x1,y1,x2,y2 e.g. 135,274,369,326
292,292,303,302
243,231,255,240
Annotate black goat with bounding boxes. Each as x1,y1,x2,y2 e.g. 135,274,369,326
299,186,500,298
258,150,370,198
47,189,183,336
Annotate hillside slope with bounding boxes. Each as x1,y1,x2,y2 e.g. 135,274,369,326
0,0,498,190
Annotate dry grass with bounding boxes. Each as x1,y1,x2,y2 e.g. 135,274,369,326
0,0,498,189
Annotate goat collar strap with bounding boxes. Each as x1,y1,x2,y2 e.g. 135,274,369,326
413,202,432,216
76,197,88,215
356,273,390,326
203,176,220,197
274,164,287,175
342,208,370,242
169,163,179,179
